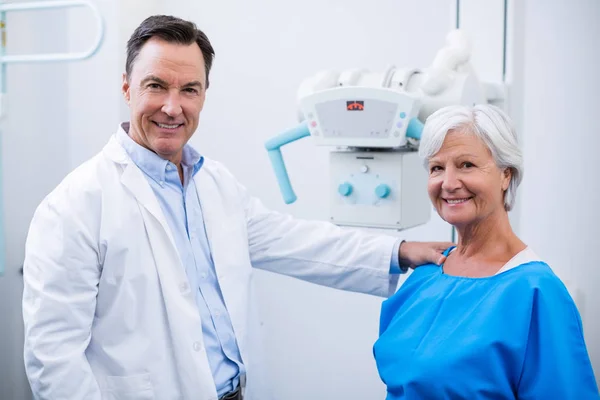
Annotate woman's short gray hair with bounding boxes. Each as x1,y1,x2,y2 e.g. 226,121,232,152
418,104,523,211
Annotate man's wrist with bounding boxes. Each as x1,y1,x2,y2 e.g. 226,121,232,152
397,240,409,273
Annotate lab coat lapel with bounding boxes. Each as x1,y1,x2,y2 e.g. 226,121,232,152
104,134,180,263
120,163,173,238
118,160,193,296
104,136,185,288
104,134,195,314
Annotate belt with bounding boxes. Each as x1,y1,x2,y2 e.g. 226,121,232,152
219,385,242,400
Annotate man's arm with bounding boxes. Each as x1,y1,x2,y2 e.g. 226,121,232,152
235,176,451,296
23,190,102,399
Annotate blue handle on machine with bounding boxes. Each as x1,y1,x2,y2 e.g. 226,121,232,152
264,121,311,204
406,117,424,140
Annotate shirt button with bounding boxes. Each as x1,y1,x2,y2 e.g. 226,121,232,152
200,272,207,279
214,310,221,317
179,283,188,293
193,341,202,352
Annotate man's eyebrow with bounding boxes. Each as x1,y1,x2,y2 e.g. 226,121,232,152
140,75,169,87
140,76,204,90
182,81,204,89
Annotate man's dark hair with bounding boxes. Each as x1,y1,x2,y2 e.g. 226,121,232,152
125,15,215,88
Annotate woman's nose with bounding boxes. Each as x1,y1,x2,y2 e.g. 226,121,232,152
441,168,461,191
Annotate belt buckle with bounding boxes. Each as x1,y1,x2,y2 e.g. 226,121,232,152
219,374,246,400
219,385,242,400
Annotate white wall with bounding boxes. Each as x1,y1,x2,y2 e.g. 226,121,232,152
162,1,457,398
67,0,123,168
518,0,600,382
0,3,70,399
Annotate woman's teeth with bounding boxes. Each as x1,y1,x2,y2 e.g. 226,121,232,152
447,198,470,204
157,123,180,129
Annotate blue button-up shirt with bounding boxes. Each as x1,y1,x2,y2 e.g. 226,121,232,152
117,124,243,397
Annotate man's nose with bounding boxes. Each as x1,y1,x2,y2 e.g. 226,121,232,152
161,90,183,117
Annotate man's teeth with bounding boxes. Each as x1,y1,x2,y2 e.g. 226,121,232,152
157,123,180,129
447,198,470,204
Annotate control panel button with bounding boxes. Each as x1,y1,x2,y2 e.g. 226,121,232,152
338,182,353,197
375,184,391,199
360,165,369,173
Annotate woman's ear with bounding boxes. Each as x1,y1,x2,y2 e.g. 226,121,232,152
502,168,512,191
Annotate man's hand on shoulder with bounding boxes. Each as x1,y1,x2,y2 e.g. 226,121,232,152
399,241,453,269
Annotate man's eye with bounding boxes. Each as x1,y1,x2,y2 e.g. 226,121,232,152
184,88,199,94
148,83,162,89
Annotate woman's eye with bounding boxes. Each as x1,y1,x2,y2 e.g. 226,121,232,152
462,162,474,168
430,166,442,173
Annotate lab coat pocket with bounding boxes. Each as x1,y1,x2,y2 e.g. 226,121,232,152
104,373,155,400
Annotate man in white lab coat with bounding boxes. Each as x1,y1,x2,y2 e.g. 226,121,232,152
22,15,450,400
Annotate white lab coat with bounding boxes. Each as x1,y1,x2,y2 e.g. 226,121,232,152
22,132,399,400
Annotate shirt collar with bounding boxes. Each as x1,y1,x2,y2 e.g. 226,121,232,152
116,122,204,183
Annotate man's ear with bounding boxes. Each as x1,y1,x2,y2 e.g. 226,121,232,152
122,73,131,105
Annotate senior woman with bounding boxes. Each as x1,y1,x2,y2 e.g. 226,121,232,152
373,104,598,399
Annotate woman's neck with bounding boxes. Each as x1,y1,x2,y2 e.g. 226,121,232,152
453,210,525,265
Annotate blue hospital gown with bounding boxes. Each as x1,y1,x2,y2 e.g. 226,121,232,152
373,259,599,399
